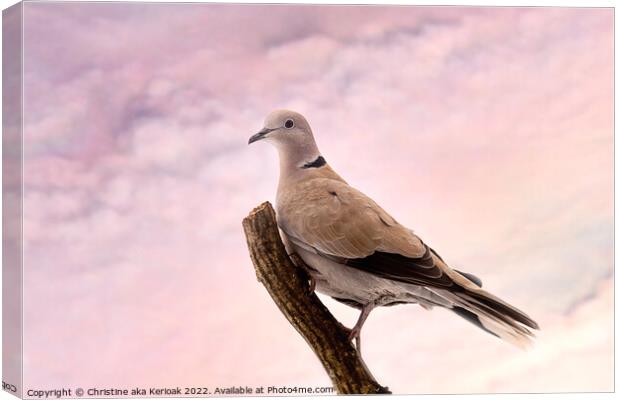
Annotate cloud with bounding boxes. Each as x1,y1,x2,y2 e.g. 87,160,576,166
19,3,612,393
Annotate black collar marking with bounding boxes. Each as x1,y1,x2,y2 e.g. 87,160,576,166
301,156,326,169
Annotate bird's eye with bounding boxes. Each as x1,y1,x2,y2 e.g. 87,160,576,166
284,119,295,129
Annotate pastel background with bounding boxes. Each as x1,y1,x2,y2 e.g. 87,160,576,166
18,3,612,394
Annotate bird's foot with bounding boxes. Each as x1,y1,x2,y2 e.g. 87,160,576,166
288,253,316,295
338,322,352,337
347,326,360,342
347,326,363,354
346,302,376,356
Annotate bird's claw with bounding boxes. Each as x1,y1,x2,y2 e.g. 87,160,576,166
337,322,352,337
347,327,360,342
347,326,363,353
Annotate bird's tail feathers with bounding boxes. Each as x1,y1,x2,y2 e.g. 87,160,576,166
437,288,539,350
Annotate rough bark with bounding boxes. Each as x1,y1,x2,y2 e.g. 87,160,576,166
242,201,391,395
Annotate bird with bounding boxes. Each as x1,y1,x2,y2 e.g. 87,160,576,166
248,109,539,354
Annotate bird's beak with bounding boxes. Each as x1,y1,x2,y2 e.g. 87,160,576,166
248,127,275,145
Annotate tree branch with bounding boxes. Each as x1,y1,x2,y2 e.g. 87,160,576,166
242,201,391,394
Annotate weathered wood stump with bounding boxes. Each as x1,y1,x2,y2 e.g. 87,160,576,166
242,201,391,395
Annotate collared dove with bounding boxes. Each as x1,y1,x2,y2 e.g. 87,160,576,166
248,109,539,353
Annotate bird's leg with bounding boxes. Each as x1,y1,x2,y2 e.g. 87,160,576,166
348,296,395,354
288,253,316,294
348,302,377,355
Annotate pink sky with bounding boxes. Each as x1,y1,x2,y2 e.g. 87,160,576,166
16,3,613,395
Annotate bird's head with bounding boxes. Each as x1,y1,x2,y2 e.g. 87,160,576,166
248,109,316,151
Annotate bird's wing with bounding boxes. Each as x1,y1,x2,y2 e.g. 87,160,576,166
278,177,539,341
277,178,459,289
